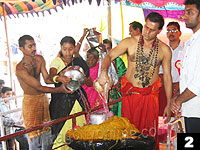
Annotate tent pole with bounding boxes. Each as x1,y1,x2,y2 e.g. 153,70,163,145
3,2,13,90
120,1,124,39
107,0,112,40
119,1,128,67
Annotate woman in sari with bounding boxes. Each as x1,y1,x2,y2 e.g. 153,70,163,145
82,47,103,111
49,35,92,149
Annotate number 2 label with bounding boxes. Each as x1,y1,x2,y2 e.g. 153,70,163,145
185,136,194,148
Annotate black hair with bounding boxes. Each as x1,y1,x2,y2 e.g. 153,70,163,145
146,12,164,30
167,22,181,31
129,21,143,33
0,79,5,86
184,0,200,12
59,36,76,57
1,87,12,94
103,39,112,48
60,36,76,46
18,35,34,48
87,47,99,59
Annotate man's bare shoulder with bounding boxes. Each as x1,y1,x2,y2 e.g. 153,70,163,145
35,55,45,62
16,61,22,70
159,40,171,54
158,40,172,61
16,62,26,77
159,40,170,50
122,37,137,43
117,37,137,50
36,54,44,59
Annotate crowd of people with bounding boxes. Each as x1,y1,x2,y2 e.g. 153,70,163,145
1,0,200,149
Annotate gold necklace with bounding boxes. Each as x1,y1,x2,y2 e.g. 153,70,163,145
134,35,159,88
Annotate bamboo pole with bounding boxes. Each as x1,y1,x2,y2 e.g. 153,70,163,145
107,0,112,40
120,1,124,39
2,2,13,89
119,1,128,67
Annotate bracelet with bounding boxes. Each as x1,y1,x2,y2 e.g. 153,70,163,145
53,75,59,83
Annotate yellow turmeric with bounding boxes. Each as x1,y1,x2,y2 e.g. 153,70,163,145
66,116,140,141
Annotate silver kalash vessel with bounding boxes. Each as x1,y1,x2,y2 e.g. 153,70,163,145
64,66,85,91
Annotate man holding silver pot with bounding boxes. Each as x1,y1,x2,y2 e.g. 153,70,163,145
97,12,172,150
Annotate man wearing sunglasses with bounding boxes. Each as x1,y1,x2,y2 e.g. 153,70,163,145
159,22,184,116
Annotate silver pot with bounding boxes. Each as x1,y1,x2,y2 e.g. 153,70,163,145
64,66,85,91
90,111,106,125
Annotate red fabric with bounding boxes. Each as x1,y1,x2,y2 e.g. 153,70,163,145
121,76,161,150
159,86,175,117
159,86,167,116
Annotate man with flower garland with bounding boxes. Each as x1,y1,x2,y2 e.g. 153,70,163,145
97,12,172,149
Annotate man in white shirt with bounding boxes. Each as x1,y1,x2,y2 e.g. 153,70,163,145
171,0,200,133
159,22,184,115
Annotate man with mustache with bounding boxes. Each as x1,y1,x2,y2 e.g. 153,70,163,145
97,12,172,150
159,22,184,115
16,35,69,150
171,0,200,133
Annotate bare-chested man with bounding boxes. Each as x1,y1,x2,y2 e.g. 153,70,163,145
16,35,69,150
97,12,172,149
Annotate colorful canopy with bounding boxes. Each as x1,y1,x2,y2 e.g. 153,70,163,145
120,0,185,20
0,0,64,18
120,0,185,10
1,0,186,19
0,0,48,3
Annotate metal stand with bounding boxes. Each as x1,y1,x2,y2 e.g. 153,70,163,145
167,117,184,150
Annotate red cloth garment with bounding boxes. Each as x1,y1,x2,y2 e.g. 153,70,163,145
159,86,167,116
121,76,161,150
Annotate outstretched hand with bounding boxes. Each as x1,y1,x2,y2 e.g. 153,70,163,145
60,66,73,76
60,82,74,94
83,28,89,37
98,43,107,53
58,66,73,84
95,72,111,93
171,95,182,115
163,105,171,123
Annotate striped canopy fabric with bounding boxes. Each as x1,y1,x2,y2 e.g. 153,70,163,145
120,0,185,10
0,0,105,18
120,0,185,20
0,0,64,18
